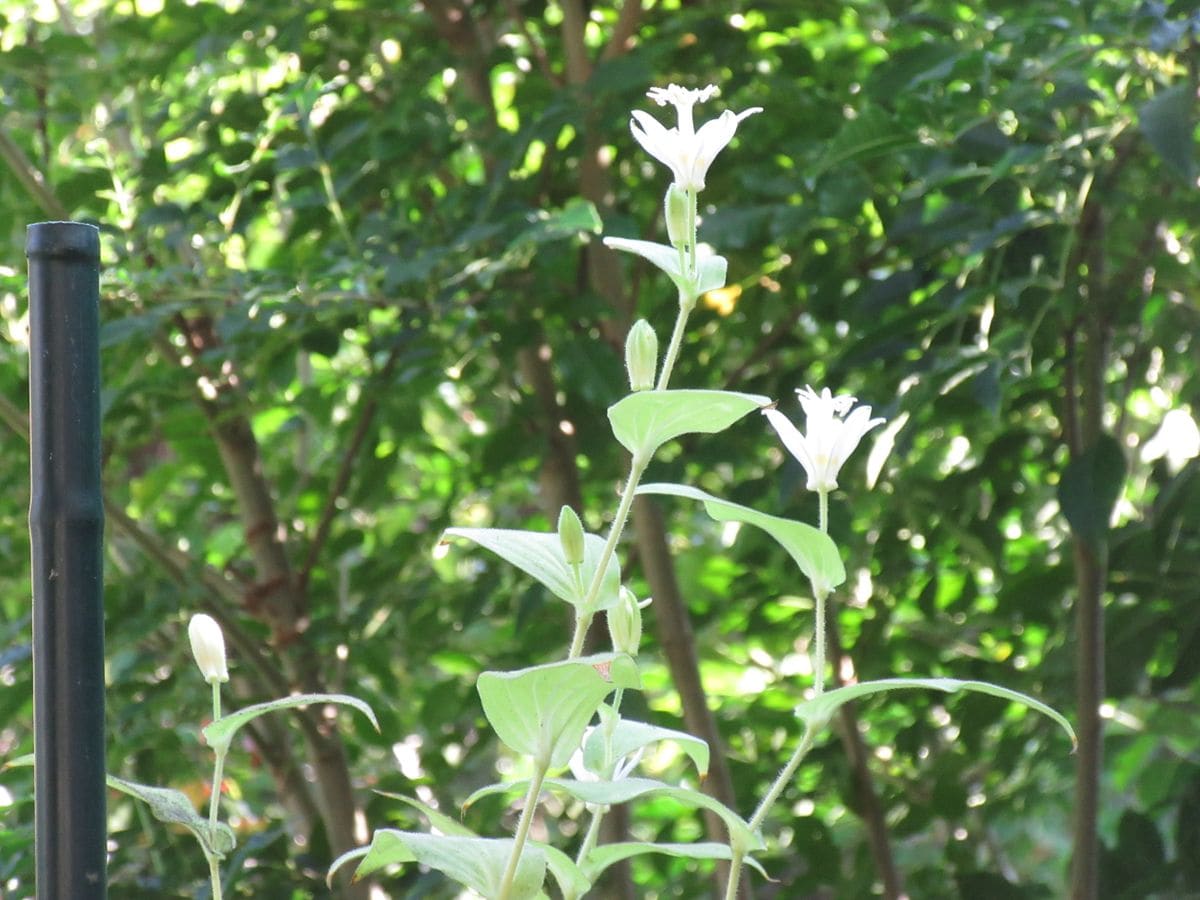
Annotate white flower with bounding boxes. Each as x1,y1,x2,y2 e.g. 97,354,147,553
188,613,230,684
764,386,885,493
630,84,762,191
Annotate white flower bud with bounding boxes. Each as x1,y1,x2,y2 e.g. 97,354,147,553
188,613,229,684
557,505,586,567
625,319,658,392
608,587,644,656
664,184,689,250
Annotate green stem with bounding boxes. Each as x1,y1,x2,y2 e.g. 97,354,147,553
657,189,699,391
207,681,223,835
814,589,827,697
568,452,647,658
207,852,224,900
569,184,702,659
574,804,607,869
749,724,817,833
496,758,550,900
206,679,225,900
724,853,744,900
814,489,830,697
656,300,693,393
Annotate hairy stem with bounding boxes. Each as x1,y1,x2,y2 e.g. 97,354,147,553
497,759,549,900
725,724,818,900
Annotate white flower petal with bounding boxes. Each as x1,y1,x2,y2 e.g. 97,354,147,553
768,388,887,494
763,408,819,486
628,87,759,190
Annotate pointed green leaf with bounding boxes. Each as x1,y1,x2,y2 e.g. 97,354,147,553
582,715,709,779
203,692,378,754
327,846,374,887
345,830,544,898
582,841,768,884
467,776,762,854
443,528,622,612
608,390,769,459
638,483,846,597
8,758,237,858
696,255,728,294
794,677,1076,750
603,237,727,298
1058,433,1126,547
535,842,592,900
107,774,236,857
477,654,640,769
1139,83,1196,182
373,791,476,836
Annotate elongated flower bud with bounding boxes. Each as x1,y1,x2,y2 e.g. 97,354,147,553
608,587,644,656
557,505,585,566
188,613,229,684
664,184,689,250
625,319,658,392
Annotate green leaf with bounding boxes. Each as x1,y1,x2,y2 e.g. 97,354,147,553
107,774,236,857
794,677,1076,750
467,776,763,854
442,527,622,612
608,390,769,459
476,654,641,769
202,692,378,754
373,791,476,836
582,715,709,779
602,237,728,298
1139,83,1196,182
582,841,768,884
6,758,236,859
637,483,846,597
344,830,545,898
536,842,592,900
1057,433,1126,546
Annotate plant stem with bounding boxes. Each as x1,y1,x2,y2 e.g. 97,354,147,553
814,590,827,697
575,804,607,868
207,853,224,900
749,724,816,834
657,189,699,392
725,725,819,900
568,452,647,658
814,489,830,697
496,758,550,900
206,679,225,900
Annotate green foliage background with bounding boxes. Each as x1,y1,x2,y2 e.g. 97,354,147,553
1,0,1198,897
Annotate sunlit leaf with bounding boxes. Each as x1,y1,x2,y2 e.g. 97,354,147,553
202,693,378,754
794,677,1076,750
582,841,769,883
107,774,236,857
608,390,769,459
466,776,762,854
443,527,622,612
343,830,545,898
476,654,640,769
582,715,709,779
638,483,845,597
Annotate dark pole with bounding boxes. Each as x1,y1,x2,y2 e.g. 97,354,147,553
28,221,107,899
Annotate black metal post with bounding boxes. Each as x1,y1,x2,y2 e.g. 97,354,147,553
28,221,107,899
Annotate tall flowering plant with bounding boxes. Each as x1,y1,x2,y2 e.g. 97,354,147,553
1,81,1074,899
333,83,1074,899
